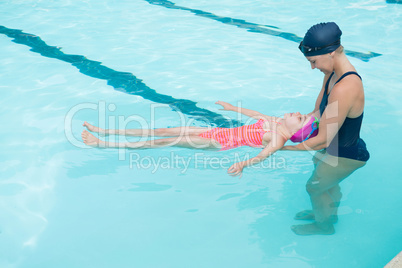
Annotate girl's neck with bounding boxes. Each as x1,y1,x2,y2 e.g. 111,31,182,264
278,124,292,140
271,118,292,140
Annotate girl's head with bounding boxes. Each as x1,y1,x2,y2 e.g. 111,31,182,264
283,113,319,142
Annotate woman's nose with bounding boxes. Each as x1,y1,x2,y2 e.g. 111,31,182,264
310,62,315,69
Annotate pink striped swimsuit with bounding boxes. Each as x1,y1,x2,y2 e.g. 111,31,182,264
199,119,279,151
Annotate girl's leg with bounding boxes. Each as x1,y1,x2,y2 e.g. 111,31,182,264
81,130,221,150
292,153,366,235
83,121,209,137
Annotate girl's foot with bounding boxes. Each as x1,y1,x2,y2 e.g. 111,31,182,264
83,121,108,136
81,130,104,147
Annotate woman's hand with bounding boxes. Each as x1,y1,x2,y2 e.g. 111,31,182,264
216,101,235,111
227,162,245,178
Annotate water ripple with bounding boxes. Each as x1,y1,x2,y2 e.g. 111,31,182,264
0,25,242,128
144,0,382,62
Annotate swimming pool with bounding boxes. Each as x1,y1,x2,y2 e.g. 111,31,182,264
1,0,401,267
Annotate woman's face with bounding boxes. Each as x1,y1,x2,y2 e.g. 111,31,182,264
306,53,334,74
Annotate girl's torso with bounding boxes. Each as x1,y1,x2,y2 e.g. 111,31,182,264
199,119,280,151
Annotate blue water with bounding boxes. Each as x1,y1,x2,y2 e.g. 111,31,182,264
1,1,401,267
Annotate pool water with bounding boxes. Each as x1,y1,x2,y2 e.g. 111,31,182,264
0,1,401,267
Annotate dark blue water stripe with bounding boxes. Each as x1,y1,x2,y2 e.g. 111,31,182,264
0,25,242,128
144,0,382,62
386,0,402,4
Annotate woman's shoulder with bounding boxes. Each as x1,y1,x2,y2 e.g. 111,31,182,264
333,72,363,92
329,72,364,108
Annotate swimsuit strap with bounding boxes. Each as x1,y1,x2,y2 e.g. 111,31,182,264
264,119,281,125
325,72,335,95
267,130,288,141
260,119,288,140
259,119,281,127
327,71,361,95
334,71,362,85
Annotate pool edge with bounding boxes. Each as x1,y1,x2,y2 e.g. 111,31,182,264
385,251,402,268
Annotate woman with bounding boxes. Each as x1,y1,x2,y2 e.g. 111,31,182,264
82,101,318,178
283,22,370,235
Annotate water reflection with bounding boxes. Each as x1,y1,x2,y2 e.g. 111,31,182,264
144,0,382,62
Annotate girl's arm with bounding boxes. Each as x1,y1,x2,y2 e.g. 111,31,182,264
227,137,286,178
216,101,274,121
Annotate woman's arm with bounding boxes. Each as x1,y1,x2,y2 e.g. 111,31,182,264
282,78,359,152
227,137,286,178
216,101,274,120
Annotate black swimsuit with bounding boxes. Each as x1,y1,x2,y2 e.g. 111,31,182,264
319,71,370,162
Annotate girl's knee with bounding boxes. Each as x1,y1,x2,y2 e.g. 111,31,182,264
153,137,176,146
154,128,169,136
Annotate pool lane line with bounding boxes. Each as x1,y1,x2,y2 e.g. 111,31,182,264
0,25,242,128
144,0,382,62
386,0,402,4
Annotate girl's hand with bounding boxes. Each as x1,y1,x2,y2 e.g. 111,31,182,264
227,162,245,178
216,101,235,111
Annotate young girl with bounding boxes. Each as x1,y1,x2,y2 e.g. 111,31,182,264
82,101,318,177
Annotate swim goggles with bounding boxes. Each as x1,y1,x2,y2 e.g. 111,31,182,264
302,117,319,142
290,116,319,143
298,39,340,54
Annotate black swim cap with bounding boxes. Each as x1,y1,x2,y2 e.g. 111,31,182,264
299,22,342,56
